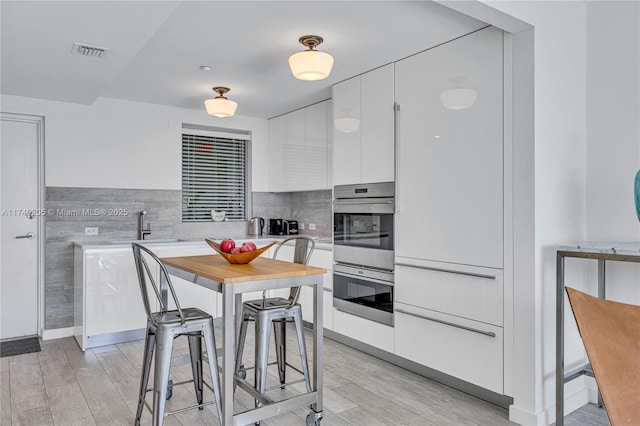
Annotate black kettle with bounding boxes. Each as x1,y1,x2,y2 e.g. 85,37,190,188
249,217,265,236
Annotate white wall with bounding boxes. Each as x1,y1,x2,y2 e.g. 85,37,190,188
0,95,270,191
586,0,640,302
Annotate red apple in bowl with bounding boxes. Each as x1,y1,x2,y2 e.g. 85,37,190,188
244,242,257,251
239,242,255,253
220,238,236,253
230,247,241,254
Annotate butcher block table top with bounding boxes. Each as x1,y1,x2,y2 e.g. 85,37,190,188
161,254,327,284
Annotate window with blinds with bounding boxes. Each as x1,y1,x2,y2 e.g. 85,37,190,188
182,131,248,222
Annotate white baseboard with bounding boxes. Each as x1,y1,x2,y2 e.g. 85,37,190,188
42,326,74,340
509,377,592,425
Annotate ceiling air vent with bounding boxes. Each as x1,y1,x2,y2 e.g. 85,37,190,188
71,42,110,58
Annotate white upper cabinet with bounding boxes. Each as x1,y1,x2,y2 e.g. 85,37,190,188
333,76,362,185
268,114,286,192
333,64,395,186
305,101,328,190
284,108,306,191
267,100,330,192
395,27,504,269
361,64,395,184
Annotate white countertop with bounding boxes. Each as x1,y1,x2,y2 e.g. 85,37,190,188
73,235,333,251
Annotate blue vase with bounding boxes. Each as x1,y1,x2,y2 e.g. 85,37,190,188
635,170,640,222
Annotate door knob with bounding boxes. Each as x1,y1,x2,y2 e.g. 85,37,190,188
15,232,35,240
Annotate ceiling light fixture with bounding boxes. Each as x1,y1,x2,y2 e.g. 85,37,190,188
205,87,238,118
199,65,212,71
288,35,334,81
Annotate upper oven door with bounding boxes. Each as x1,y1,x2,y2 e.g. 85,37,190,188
334,197,394,270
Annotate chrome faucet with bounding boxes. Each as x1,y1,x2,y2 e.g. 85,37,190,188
139,210,151,240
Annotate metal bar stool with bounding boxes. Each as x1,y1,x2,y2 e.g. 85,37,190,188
131,243,223,426
234,236,315,411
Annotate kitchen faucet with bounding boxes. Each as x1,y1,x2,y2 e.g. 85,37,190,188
139,210,151,240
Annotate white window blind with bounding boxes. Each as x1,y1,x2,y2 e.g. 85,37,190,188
182,131,248,222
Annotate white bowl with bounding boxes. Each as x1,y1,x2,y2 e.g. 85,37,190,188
211,210,226,222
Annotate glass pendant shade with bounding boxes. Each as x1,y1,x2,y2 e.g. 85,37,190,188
440,88,478,110
288,50,334,81
289,35,334,81
205,87,237,118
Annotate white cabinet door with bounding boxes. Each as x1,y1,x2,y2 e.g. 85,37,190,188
395,27,504,269
268,115,286,192
305,101,328,190
332,76,362,186
84,249,147,337
361,63,395,184
284,109,306,191
395,302,503,394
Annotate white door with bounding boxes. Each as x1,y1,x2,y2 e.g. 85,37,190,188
1,114,42,339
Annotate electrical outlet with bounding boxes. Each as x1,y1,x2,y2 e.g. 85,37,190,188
84,227,99,236
308,223,316,231
300,223,305,230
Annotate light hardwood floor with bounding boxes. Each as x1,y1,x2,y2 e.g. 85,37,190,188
1,327,609,426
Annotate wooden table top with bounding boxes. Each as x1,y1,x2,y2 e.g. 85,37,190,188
161,254,327,284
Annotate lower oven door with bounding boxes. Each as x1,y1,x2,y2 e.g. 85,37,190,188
333,268,394,326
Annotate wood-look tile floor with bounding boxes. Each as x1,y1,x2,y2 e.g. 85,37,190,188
0,327,609,426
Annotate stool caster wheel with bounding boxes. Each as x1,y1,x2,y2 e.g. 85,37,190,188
166,379,173,400
306,411,322,426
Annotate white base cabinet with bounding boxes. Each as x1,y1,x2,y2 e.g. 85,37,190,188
395,302,503,394
74,246,147,351
395,260,503,327
332,309,394,353
74,240,276,351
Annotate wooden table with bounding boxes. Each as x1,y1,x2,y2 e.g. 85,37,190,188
162,254,326,426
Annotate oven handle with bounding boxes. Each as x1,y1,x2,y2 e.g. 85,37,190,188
333,270,395,286
395,308,496,338
333,199,395,214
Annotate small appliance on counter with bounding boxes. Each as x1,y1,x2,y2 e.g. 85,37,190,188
284,220,299,235
269,218,284,236
248,217,265,236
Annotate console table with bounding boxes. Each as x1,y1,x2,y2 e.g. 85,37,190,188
556,242,640,426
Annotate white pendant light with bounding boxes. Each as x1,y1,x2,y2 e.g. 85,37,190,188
205,86,238,118
288,35,334,81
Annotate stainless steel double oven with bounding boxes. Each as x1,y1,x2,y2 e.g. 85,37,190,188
333,182,395,326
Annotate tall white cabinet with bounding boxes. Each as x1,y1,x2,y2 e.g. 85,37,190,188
393,27,509,395
333,64,395,186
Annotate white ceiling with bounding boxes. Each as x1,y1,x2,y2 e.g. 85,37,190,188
1,1,487,119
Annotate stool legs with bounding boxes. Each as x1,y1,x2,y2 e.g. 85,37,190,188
292,310,312,393
187,334,203,408
273,320,287,387
202,319,223,423
254,311,272,402
152,326,174,426
136,329,156,426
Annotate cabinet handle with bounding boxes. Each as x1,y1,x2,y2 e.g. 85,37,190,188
395,308,496,337
394,262,496,280
323,287,333,293
394,102,400,213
